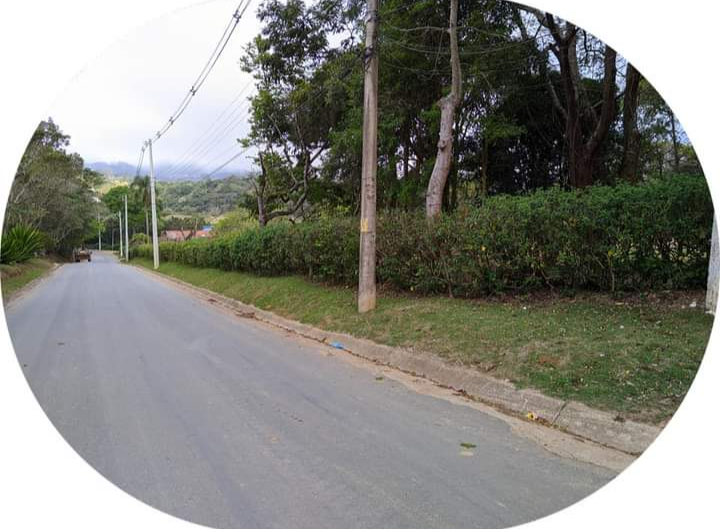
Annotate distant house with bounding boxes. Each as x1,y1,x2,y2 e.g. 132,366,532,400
161,228,212,242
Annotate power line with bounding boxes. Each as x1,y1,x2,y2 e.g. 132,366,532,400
380,34,550,57
160,81,255,179
161,100,252,179
200,139,250,175
171,48,365,181
149,0,253,145
145,0,363,183
205,146,253,178
135,146,146,177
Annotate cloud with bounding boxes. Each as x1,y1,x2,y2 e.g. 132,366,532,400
50,0,261,177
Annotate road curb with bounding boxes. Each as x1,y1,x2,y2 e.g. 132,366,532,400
134,265,661,455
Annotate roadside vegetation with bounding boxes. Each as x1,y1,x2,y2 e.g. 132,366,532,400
0,225,45,265
4,1,715,430
3,119,104,258
1,258,56,300
134,176,712,295
133,257,711,425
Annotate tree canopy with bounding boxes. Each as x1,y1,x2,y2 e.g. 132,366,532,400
4,119,104,254
238,0,702,223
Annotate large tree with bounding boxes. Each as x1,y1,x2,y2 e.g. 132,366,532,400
5,119,102,254
425,0,462,218
541,13,618,188
241,0,359,226
618,63,643,182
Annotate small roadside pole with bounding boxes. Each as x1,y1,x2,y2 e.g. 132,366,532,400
124,194,129,262
147,139,160,270
118,210,124,259
707,217,719,314
357,0,379,314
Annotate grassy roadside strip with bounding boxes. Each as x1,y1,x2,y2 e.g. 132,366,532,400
132,257,713,425
1,258,57,301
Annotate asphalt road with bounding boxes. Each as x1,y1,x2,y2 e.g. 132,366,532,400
5,252,615,529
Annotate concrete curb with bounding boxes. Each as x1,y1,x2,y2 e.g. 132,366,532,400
135,265,661,455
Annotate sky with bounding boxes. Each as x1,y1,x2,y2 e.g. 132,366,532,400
51,0,263,177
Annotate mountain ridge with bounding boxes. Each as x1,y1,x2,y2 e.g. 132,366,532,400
87,161,247,181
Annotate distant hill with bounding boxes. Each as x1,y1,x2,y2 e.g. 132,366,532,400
87,161,136,178
87,161,245,181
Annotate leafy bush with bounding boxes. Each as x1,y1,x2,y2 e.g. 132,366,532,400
213,208,256,236
1,225,45,264
130,233,150,247
133,176,713,294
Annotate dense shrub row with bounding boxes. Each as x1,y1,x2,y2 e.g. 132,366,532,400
134,176,714,295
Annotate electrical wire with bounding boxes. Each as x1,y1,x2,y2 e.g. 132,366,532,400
145,0,253,146
161,99,252,179
205,146,253,178
160,81,254,179
135,146,146,177
174,49,365,181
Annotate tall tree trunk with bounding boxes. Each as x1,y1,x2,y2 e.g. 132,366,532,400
670,113,680,172
257,190,267,228
426,0,461,218
619,63,643,183
480,139,489,196
546,15,617,188
145,209,150,236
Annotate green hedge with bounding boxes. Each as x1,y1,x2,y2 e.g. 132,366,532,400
134,176,713,295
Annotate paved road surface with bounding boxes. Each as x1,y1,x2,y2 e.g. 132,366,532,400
5,253,615,529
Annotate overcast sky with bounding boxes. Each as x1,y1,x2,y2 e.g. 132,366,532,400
51,0,263,177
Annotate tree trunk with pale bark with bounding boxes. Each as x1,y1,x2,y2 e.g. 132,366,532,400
426,0,462,219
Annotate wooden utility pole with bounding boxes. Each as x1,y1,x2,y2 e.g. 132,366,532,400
148,139,161,270
358,0,379,313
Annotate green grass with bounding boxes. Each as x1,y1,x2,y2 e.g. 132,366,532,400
133,258,714,425
1,258,56,300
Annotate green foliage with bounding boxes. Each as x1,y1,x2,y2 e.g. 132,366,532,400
213,208,256,236
134,176,712,294
5,119,102,255
162,215,208,231
156,176,251,217
1,225,45,264
237,1,703,213
130,233,150,248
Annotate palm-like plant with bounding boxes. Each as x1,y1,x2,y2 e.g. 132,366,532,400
131,176,151,236
0,225,44,264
